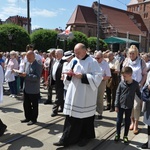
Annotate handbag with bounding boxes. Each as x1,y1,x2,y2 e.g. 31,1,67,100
141,85,150,102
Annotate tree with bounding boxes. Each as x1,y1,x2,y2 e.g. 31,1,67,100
67,31,88,50
30,29,58,51
88,37,108,52
0,24,30,52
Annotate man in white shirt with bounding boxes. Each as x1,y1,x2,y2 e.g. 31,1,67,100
95,51,111,119
51,49,65,117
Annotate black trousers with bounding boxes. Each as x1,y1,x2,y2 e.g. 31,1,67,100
116,108,132,137
106,86,117,109
47,84,55,101
52,87,64,114
20,77,25,90
60,115,95,146
23,91,39,122
148,126,150,135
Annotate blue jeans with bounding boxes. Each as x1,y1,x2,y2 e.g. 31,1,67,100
8,76,17,95
116,108,132,137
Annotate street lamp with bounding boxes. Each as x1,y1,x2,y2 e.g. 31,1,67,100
126,31,129,49
27,0,30,34
97,0,100,51
8,33,13,51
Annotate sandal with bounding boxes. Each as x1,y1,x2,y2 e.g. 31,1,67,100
133,129,139,135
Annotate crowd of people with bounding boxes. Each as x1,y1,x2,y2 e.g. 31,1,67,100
0,43,150,148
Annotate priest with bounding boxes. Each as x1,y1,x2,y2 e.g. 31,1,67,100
53,43,102,147
0,65,7,136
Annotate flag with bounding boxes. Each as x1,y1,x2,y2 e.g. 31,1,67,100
65,25,71,35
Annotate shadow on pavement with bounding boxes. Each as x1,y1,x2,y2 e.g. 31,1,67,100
0,107,23,113
0,133,43,150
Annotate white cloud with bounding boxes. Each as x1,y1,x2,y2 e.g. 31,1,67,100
0,0,66,26
58,8,66,11
32,8,57,17
7,0,17,3
32,25,41,30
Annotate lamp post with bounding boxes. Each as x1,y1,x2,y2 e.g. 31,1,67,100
96,0,100,51
27,0,30,34
126,31,129,49
8,33,13,51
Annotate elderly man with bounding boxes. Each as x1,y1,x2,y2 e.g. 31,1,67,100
51,49,65,117
20,51,42,125
95,51,111,119
53,43,102,147
44,49,56,105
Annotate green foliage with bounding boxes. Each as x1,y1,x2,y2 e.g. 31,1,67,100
88,37,108,52
67,31,88,50
30,29,57,51
0,24,30,52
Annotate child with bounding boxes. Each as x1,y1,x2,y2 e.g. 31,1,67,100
114,66,141,144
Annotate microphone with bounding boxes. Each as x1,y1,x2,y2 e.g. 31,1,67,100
71,60,77,70
66,60,77,81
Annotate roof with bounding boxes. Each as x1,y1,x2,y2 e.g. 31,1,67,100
67,2,147,37
104,36,139,44
67,5,97,25
98,3,147,36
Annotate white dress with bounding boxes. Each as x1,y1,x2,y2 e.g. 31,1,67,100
63,56,102,118
0,65,4,103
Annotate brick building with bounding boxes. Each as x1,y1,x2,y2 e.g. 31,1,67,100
67,1,148,51
127,0,150,50
5,15,31,33
127,0,150,31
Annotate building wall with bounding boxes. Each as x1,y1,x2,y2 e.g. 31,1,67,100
72,24,97,37
127,2,150,31
118,32,146,52
5,15,31,33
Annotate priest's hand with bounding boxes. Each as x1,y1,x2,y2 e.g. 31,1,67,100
74,73,82,79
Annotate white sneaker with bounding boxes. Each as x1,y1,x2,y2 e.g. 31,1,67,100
12,95,17,98
9,94,12,97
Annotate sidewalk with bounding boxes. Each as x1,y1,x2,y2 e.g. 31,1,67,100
0,84,147,150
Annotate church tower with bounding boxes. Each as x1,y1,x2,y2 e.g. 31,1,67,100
127,0,150,31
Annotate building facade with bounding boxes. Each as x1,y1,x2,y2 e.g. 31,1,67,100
3,15,31,33
67,1,148,51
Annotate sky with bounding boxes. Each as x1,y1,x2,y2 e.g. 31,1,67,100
0,0,130,30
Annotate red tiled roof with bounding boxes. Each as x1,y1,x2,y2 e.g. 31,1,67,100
67,2,147,36
67,5,97,25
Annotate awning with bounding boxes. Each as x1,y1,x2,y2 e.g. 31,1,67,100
104,37,139,44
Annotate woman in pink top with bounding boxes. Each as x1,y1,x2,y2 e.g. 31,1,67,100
6,51,19,98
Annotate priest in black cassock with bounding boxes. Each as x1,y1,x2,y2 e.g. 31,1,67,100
53,43,102,147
